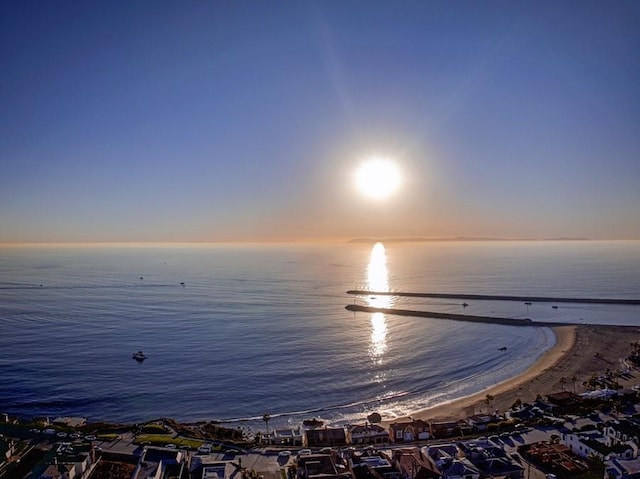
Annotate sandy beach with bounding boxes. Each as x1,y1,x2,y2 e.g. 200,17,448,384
386,324,640,424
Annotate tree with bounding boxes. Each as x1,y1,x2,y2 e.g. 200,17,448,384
367,412,382,424
560,377,567,392
571,375,577,393
262,413,271,436
485,394,495,413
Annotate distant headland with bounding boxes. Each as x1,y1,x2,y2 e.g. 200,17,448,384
347,236,590,243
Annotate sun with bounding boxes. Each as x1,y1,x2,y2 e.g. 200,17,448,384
355,158,401,199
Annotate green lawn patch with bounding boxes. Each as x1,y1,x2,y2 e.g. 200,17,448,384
141,424,168,434
133,434,204,450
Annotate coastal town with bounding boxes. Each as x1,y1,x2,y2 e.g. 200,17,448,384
3,374,640,479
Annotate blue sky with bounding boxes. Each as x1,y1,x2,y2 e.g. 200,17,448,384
1,1,639,242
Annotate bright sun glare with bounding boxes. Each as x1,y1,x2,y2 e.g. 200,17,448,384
355,158,401,200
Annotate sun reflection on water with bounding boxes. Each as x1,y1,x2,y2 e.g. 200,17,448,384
367,243,389,362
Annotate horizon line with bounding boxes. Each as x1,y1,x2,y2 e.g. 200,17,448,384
2,237,640,247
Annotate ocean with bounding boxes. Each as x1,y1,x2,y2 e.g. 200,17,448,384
1,240,639,431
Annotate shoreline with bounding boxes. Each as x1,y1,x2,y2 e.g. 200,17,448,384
383,324,640,426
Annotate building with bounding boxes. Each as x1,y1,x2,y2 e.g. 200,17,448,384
350,450,400,479
563,430,636,461
389,448,440,479
263,428,303,447
606,457,640,479
524,442,589,476
132,446,186,479
430,421,465,440
36,443,93,479
465,415,499,432
305,428,347,447
425,444,459,464
296,453,342,479
545,392,581,414
437,458,479,479
348,424,389,445
606,420,640,448
389,420,430,443
189,458,237,479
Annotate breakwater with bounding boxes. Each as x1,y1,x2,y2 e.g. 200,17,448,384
345,304,569,326
346,290,640,305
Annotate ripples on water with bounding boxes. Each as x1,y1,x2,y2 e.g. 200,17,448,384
0,241,638,428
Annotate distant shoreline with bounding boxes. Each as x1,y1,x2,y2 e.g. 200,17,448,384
347,236,591,243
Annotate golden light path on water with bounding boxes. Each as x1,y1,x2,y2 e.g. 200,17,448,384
366,242,391,363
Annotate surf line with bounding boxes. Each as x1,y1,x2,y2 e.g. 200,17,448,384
345,304,571,326
346,290,640,305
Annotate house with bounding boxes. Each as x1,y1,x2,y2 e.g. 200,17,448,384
438,458,479,479
524,442,589,476
38,442,93,479
305,428,347,447
545,392,581,414
132,446,186,479
296,453,341,479
426,444,459,464
563,430,636,461
90,451,138,479
348,424,389,445
430,421,465,439
458,442,507,462
1,438,16,460
465,414,499,432
389,420,430,442
263,427,303,446
606,420,640,448
38,462,76,479
606,457,640,479
189,458,237,479
350,450,400,479
390,448,441,479
458,441,523,479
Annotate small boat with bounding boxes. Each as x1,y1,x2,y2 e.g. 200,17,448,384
524,302,532,306
552,305,558,309
462,302,469,307
498,346,507,351
132,351,147,361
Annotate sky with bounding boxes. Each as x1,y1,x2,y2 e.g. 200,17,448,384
1,1,639,243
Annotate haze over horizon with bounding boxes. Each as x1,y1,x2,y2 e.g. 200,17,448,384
1,2,639,243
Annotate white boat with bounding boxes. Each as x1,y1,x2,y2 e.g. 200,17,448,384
132,351,147,361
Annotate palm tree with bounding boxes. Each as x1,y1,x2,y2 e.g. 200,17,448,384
571,375,577,393
485,394,495,414
559,377,567,392
262,413,271,436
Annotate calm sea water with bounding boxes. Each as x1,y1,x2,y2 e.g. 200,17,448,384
1,241,639,430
